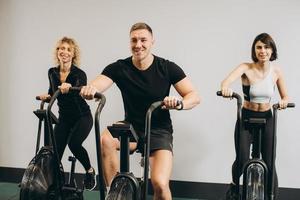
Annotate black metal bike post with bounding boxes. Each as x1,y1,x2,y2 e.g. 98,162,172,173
120,133,130,172
35,101,46,155
269,105,278,200
35,117,43,155
93,91,106,200
39,98,51,147
67,156,77,187
252,126,262,159
236,94,242,197
142,101,163,200
257,124,268,200
258,127,262,159
46,90,65,198
216,91,242,196
44,116,51,146
68,87,107,199
270,103,295,200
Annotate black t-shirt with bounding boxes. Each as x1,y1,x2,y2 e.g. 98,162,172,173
102,55,186,132
48,65,91,119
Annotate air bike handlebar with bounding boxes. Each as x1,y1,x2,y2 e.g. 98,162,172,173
216,91,295,110
143,101,163,199
216,91,243,104
46,86,104,113
59,86,106,199
44,86,105,196
216,90,243,195
142,100,181,200
36,96,51,110
270,102,295,200
86,88,106,200
68,86,103,99
273,103,295,110
67,87,107,200
94,97,179,200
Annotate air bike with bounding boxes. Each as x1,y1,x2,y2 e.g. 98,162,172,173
217,91,295,200
95,101,180,200
20,87,105,200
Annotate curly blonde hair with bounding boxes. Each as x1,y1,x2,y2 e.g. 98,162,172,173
54,36,80,67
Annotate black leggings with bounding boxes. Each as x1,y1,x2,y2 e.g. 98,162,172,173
54,113,93,171
232,108,278,196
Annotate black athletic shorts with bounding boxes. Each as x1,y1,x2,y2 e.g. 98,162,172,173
136,128,173,155
115,121,173,155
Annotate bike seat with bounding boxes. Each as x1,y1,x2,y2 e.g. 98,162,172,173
33,109,59,124
107,123,139,143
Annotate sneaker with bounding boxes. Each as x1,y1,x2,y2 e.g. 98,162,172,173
84,167,97,191
221,183,240,200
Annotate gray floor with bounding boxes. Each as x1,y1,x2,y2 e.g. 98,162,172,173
0,182,201,200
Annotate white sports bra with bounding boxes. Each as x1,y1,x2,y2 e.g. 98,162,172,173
242,66,275,103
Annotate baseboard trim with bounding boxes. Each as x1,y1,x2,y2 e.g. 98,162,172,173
1,166,299,199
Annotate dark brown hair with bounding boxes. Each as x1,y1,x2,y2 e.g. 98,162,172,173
251,33,277,62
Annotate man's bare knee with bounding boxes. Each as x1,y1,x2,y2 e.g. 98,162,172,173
152,179,169,193
101,131,118,154
152,181,171,200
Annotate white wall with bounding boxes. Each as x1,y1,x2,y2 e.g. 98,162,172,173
1,0,299,188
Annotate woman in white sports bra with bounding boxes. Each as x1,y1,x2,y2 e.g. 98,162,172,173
220,33,289,200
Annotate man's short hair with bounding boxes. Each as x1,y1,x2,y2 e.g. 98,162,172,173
130,22,153,35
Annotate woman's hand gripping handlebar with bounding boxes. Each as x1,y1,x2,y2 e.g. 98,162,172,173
273,103,295,110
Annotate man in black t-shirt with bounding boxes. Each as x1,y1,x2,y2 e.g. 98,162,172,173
81,22,200,200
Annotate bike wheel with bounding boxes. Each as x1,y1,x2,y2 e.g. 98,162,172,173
245,163,265,200
106,177,138,200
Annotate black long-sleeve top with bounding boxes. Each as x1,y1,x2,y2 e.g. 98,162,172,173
48,65,91,119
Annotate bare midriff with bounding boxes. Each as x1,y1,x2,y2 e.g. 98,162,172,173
243,100,271,112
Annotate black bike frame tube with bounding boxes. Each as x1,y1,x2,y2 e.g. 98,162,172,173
120,134,130,172
93,91,106,200
46,89,65,197
36,97,52,147
235,93,242,196
217,91,242,195
270,105,278,200
35,117,43,155
251,126,262,159
142,101,164,200
34,99,46,154
270,103,295,200
34,98,53,158
68,156,77,187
